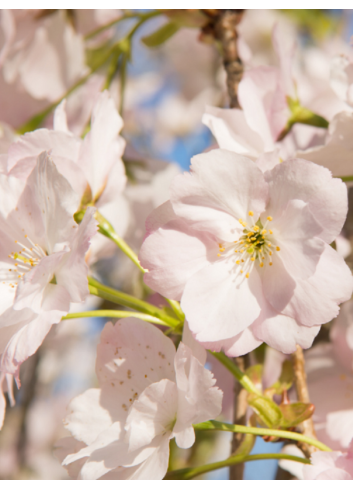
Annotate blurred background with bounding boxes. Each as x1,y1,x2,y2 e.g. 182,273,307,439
0,8,353,480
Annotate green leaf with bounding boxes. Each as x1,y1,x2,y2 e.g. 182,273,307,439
248,394,283,429
85,41,115,71
265,360,294,397
280,402,315,429
142,21,180,47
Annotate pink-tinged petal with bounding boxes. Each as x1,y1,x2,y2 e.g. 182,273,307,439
118,435,170,481
272,23,296,98
55,207,97,303
270,199,324,280
280,244,353,327
202,105,264,155
78,91,125,198
27,152,80,252
0,10,15,67
200,326,263,357
64,424,131,480
326,411,353,449
14,253,68,313
53,100,70,133
297,112,353,178
0,174,26,219
303,450,353,480
173,342,222,448
170,149,269,242
64,388,114,446
251,306,320,354
261,245,296,313
16,27,65,101
7,129,86,197
1,283,70,375
182,321,206,366
144,201,176,237
140,218,217,301
99,435,170,480
96,156,127,207
182,261,264,342
54,437,87,480
125,379,177,452
265,159,348,244
238,74,275,151
96,319,176,420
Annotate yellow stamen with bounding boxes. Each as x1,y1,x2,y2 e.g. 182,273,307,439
246,273,249,278
236,260,240,265
276,246,280,251
267,216,273,221
260,262,264,268
269,230,273,234
251,257,255,261
253,225,259,232
248,211,254,216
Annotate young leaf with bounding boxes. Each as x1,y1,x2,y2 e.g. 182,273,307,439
280,402,315,429
248,394,283,429
142,22,180,48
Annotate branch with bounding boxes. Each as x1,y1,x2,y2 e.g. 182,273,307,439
214,9,245,108
291,345,318,456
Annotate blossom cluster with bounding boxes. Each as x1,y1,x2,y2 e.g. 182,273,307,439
0,8,353,481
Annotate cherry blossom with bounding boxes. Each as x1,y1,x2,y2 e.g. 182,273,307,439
303,440,353,480
305,300,353,450
140,149,352,355
0,151,97,381
3,91,128,262
297,111,353,179
57,318,222,480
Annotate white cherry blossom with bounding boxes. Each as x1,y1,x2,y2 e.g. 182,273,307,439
0,151,97,380
140,149,352,355
57,318,222,480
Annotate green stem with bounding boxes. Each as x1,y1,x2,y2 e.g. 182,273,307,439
165,299,185,322
125,10,161,40
194,420,332,452
211,351,261,395
165,453,310,480
84,10,161,40
62,310,171,326
88,277,180,328
94,210,146,273
340,175,353,182
119,54,128,116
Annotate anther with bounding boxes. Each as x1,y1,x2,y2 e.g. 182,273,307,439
267,216,273,221
248,211,254,216
260,262,264,268
276,246,280,251
246,273,249,278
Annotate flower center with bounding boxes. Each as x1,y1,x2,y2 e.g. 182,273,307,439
2,235,46,289
217,211,280,278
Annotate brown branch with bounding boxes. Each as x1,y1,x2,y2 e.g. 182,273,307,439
291,345,317,457
214,10,245,108
229,354,250,480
